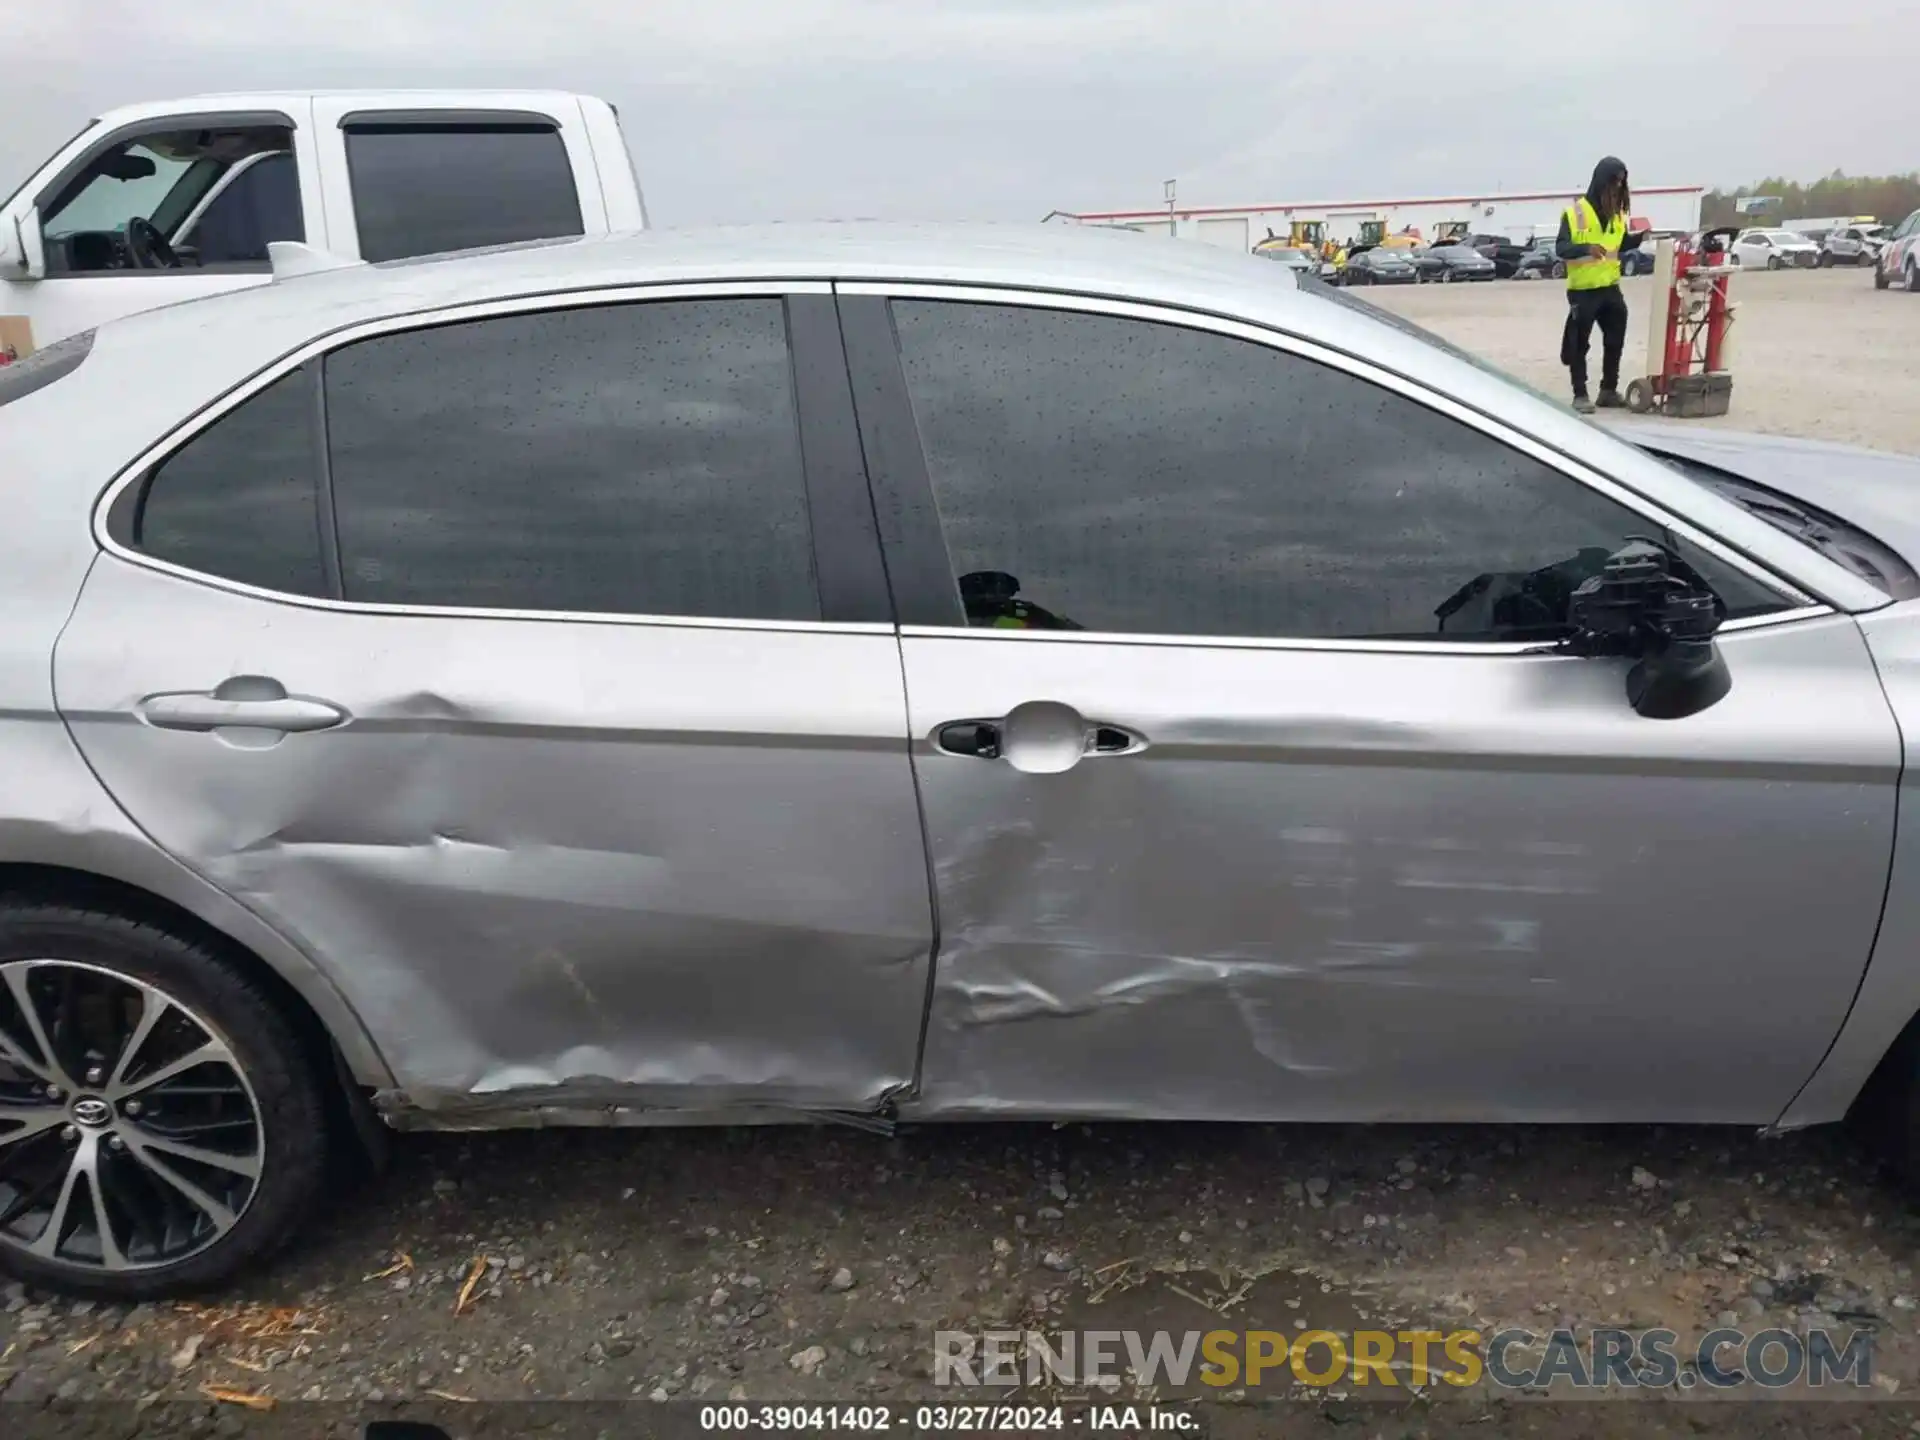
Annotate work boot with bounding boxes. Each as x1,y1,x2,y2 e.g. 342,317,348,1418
1597,389,1625,409
1572,395,1596,415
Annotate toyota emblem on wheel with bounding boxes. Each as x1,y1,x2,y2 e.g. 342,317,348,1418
69,1097,111,1128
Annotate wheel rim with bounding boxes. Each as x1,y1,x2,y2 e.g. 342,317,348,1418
0,960,264,1272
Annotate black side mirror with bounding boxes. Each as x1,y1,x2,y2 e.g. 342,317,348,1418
1561,539,1732,720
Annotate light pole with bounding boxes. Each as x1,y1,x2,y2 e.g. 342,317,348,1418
1165,179,1177,238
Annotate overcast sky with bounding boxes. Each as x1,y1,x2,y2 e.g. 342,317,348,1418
4,1,1915,225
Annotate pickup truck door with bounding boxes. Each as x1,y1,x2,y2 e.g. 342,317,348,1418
1,101,322,356
309,96,609,263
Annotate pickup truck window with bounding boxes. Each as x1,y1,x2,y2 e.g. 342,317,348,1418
37,123,297,276
178,153,304,266
343,122,584,263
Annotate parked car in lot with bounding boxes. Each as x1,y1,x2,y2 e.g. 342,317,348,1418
1513,235,1564,281
1874,209,1920,292
1452,233,1533,278
1254,244,1330,280
1730,228,1821,270
1341,244,1419,285
13,221,1920,1299
1823,224,1887,267
1409,243,1496,283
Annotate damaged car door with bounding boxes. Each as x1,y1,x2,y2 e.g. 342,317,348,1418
841,289,1900,1125
54,287,934,1118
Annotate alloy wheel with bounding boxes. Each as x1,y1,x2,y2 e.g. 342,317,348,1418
0,960,264,1273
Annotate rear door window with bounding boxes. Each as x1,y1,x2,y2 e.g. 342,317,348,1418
130,369,328,597
343,120,584,262
322,298,819,619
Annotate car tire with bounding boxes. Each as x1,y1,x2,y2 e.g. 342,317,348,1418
1907,262,1919,294
1767,255,1781,271
1441,268,1453,283
0,903,331,1300
1550,261,1566,281
1877,263,1891,291
1818,252,1832,268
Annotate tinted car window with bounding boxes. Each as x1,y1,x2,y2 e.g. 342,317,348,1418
325,298,819,619
134,370,326,596
892,301,1787,641
186,152,303,265
344,124,583,263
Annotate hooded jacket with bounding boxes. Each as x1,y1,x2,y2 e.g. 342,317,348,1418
1554,156,1646,267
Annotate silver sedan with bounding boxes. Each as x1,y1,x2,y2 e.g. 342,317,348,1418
4,222,1920,1298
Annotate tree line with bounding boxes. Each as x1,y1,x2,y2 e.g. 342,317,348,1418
1701,172,1920,229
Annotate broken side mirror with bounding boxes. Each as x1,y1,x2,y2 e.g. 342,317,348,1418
1561,539,1732,720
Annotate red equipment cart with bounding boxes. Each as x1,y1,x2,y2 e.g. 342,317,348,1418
1623,225,1739,418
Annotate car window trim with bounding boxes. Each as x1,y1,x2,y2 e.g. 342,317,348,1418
836,279,1825,653
91,280,891,636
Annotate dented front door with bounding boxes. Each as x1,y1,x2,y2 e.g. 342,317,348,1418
843,290,1900,1126
895,621,1897,1123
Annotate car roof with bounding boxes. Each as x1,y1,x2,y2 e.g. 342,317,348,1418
99,221,1333,376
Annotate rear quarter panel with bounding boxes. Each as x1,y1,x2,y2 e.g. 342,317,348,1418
0,326,392,1083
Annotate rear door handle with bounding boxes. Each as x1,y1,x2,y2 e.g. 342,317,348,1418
139,685,348,734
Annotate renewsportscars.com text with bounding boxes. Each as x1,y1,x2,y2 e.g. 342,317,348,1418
935,1325,1875,1392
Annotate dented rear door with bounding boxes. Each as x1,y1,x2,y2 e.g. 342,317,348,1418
841,288,1899,1125
56,288,933,1117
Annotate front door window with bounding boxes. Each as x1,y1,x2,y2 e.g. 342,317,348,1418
38,124,299,274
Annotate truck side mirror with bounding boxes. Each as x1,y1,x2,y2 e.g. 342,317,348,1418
1,211,46,280
1561,539,1732,720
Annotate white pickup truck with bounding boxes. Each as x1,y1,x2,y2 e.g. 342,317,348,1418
1,90,649,360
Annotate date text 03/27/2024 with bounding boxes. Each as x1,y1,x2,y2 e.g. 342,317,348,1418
695,1404,1194,1431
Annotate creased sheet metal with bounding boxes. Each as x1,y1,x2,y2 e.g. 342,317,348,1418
55,556,934,1114
898,618,1898,1125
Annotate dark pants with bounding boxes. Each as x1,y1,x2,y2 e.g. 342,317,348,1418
1560,284,1629,397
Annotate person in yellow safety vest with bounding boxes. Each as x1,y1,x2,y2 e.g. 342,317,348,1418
958,571,1082,630
1554,156,1647,414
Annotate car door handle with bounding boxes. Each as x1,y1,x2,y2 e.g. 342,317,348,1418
1087,725,1147,756
934,703,1147,773
935,720,1003,759
139,691,348,734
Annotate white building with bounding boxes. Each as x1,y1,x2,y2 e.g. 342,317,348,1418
1047,185,1706,250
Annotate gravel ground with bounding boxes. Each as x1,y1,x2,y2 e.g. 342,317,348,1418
5,263,1920,1437
8,1122,1920,1432
1364,265,1920,455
